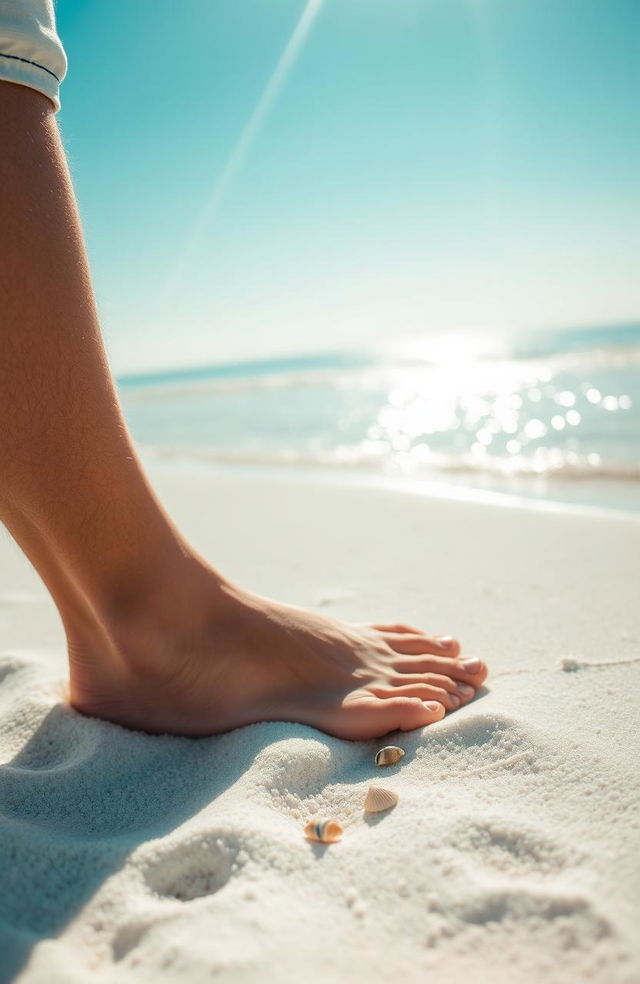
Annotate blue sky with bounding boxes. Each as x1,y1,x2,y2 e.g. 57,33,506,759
57,0,640,373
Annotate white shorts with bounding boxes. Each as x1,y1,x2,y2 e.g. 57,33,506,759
0,0,66,111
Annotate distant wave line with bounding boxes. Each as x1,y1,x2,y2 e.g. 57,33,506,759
117,342,640,397
137,444,640,484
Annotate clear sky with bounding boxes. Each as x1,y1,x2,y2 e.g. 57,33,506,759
56,0,640,374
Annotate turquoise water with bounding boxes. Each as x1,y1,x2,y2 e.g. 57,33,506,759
118,323,640,514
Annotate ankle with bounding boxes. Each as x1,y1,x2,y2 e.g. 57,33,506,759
69,549,239,671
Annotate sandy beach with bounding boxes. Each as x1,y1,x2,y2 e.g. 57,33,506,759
1,466,639,984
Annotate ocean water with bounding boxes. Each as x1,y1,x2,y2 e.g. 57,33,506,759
118,322,640,515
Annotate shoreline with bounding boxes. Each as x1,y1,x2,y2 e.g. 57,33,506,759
140,452,640,522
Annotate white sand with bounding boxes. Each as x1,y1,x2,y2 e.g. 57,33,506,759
1,467,639,984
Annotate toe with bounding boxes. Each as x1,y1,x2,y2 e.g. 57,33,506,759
394,673,477,706
370,622,424,634
379,632,461,658
393,655,487,687
333,695,446,739
453,680,476,704
370,683,459,711
391,671,477,707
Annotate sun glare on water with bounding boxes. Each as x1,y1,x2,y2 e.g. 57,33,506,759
356,331,634,480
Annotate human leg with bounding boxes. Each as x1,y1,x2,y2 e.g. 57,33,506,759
0,82,487,739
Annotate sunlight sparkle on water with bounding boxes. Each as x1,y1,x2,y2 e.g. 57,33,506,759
347,335,638,483
389,331,509,366
524,419,547,440
371,356,575,474
554,390,576,407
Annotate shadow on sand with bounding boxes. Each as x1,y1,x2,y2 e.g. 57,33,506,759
0,682,492,982
0,701,305,982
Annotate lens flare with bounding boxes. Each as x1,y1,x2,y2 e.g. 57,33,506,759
162,0,326,304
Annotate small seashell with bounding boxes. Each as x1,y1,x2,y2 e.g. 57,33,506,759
364,785,399,813
304,818,343,843
374,745,405,767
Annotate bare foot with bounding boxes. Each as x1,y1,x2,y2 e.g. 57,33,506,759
67,566,488,740
0,83,486,744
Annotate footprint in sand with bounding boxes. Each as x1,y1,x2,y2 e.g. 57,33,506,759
112,835,248,964
457,885,612,947
257,737,337,808
143,834,238,903
457,819,578,877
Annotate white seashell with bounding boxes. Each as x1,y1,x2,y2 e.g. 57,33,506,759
364,785,399,813
304,818,343,843
374,745,405,767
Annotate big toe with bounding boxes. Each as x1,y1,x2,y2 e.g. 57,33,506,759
328,694,446,740
377,630,461,659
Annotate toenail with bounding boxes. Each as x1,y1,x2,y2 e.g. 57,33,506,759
423,700,443,713
461,658,482,673
450,694,461,708
438,636,454,647
456,682,474,697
